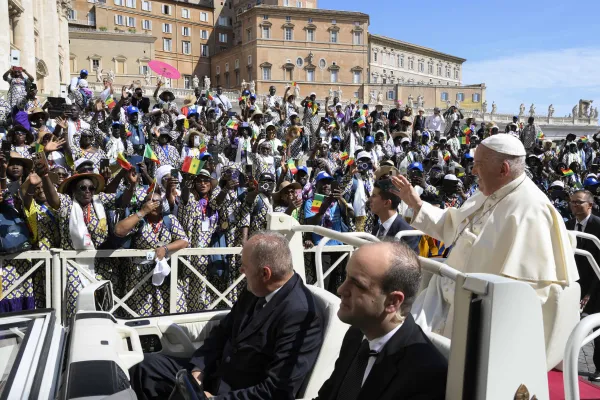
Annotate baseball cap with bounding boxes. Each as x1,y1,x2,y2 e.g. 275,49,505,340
200,152,212,160
75,158,94,171
408,162,424,172
296,166,308,175
365,136,375,144
80,69,88,75
356,151,372,161
126,106,140,115
111,121,123,127
584,177,599,186
332,136,341,142
550,180,565,189
315,171,334,183
444,174,458,181
401,137,410,144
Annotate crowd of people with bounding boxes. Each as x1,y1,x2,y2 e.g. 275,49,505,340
0,66,598,319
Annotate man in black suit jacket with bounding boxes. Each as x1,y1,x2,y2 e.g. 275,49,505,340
314,241,447,400
567,190,600,381
130,231,324,399
369,180,420,252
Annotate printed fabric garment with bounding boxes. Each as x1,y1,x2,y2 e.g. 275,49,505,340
24,201,60,309
57,192,120,317
246,194,273,236
11,145,32,159
152,143,182,170
73,148,108,171
214,188,250,305
7,77,27,109
176,188,220,312
24,98,43,113
248,152,276,178
125,216,189,316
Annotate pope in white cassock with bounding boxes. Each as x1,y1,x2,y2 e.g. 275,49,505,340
391,134,580,370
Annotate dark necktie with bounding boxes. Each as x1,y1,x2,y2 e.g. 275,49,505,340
336,339,371,400
243,297,266,330
577,223,583,248
377,224,385,237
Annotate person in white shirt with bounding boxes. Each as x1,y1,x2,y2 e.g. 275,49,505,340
211,85,232,117
425,107,444,140
314,241,448,400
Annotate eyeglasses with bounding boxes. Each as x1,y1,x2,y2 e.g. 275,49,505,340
78,185,96,192
569,200,590,205
56,172,69,178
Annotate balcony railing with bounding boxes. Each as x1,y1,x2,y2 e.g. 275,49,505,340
68,19,96,27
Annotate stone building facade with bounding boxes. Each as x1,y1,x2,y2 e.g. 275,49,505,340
211,4,369,99
0,0,71,96
368,34,466,87
69,0,215,89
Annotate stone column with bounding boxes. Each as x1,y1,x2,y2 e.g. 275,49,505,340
13,0,36,75
0,0,11,91
40,0,60,95
58,0,70,88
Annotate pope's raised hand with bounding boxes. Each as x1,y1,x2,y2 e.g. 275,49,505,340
390,175,422,211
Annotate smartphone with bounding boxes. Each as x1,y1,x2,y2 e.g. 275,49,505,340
32,151,48,170
135,163,142,174
1,140,11,158
99,158,110,171
227,111,237,117
171,168,179,179
330,180,339,195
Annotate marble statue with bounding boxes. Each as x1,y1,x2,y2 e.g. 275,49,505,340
144,70,151,86
446,100,451,108
241,79,247,90
96,68,103,82
455,100,461,109
417,94,423,108
568,113,572,118
192,75,199,89
407,94,414,108
107,69,115,82
573,105,578,118
370,91,377,103
337,86,343,101
308,52,314,65
204,76,210,91
491,102,497,114
249,80,255,93
548,104,555,118
377,92,384,103
482,100,488,113
519,103,525,116
329,88,333,99
529,104,536,117
593,107,599,119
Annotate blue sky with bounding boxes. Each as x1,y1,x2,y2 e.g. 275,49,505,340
320,0,600,118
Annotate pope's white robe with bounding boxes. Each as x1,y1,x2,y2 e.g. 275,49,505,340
410,173,580,370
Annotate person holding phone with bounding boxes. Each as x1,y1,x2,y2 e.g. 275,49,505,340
181,129,203,160
243,172,276,236
3,66,34,109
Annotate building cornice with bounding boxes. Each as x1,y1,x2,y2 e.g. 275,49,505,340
369,34,466,63
242,5,370,23
69,30,157,43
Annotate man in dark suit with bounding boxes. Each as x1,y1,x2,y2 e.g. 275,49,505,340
567,189,600,381
131,87,151,114
314,241,447,400
130,231,324,399
369,180,420,252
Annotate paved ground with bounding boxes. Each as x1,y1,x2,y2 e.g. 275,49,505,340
579,341,599,385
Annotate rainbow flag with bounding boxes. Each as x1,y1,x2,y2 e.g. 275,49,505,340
462,125,472,135
459,136,470,145
143,144,160,165
226,119,239,130
146,179,156,194
561,168,574,177
354,118,365,128
105,95,116,110
182,156,204,175
117,153,132,170
345,157,355,166
311,194,325,213
199,139,207,153
206,91,214,101
287,159,298,174
340,151,349,161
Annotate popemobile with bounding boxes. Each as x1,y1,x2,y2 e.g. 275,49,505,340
2,212,600,400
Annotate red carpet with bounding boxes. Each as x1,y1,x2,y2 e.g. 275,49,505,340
548,370,600,399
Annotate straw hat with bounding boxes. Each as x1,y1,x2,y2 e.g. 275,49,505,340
8,151,33,169
375,165,400,180
183,94,196,105
159,90,175,102
273,181,302,203
58,172,105,194
27,107,48,120
401,116,413,125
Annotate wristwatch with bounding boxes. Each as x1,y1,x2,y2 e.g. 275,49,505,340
135,211,144,219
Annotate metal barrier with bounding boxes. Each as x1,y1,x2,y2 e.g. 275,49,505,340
563,314,600,400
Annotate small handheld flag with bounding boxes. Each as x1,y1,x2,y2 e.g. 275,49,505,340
345,157,355,166
35,143,44,153
226,119,239,130
143,144,160,165
287,159,298,174
181,156,205,175
537,131,545,139
561,168,574,177
199,139,207,153
105,95,116,110
354,118,365,128
311,194,325,213
206,91,214,101
443,153,451,162
146,179,156,195
340,151,349,161
459,136,470,145
462,125,472,135
581,136,589,143
117,153,132,170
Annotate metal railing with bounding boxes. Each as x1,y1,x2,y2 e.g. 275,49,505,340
563,314,600,399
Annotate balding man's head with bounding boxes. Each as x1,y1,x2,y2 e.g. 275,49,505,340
241,231,294,297
473,144,525,196
337,240,421,338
